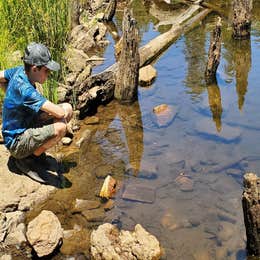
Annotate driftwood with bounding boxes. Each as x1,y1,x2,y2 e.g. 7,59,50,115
232,0,253,39
242,173,260,257
114,8,140,103
205,17,222,84
70,6,212,116
103,0,117,22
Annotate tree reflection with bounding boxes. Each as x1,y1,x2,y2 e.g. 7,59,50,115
206,83,223,132
233,39,251,111
116,101,144,176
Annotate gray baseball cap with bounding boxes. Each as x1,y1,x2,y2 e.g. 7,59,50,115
23,42,60,71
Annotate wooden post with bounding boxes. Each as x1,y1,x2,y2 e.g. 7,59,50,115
232,0,253,39
114,8,140,103
205,17,222,84
103,0,117,22
242,173,260,257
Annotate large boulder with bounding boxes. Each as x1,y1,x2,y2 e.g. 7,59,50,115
26,210,63,257
91,223,162,260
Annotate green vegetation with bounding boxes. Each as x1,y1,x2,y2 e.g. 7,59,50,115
0,0,71,102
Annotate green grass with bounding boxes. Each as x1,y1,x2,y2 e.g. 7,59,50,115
0,0,71,102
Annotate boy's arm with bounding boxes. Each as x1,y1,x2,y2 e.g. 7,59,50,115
41,100,68,119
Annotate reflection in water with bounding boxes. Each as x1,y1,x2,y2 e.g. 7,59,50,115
206,83,223,132
116,101,144,176
184,22,207,99
234,39,251,111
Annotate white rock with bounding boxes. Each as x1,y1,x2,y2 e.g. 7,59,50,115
139,65,157,86
26,210,63,257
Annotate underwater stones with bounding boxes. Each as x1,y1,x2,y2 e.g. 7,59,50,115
175,173,194,192
122,183,156,203
26,210,63,257
75,129,92,148
94,164,114,179
72,199,101,213
103,199,115,211
90,223,162,260
139,65,157,86
152,104,178,127
99,175,117,199
195,118,241,142
82,208,105,222
84,116,100,125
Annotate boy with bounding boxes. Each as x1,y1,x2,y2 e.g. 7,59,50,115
0,42,73,183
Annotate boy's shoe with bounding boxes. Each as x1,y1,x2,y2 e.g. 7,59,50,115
14,156,47,184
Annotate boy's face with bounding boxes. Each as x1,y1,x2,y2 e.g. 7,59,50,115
31,66,50,84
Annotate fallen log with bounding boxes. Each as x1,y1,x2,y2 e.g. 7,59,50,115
69,6,212,116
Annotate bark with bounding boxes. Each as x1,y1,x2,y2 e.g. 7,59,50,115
242,173,260,257
114,8,140,103
103,0,117,21
205,17,222,84
232,0,253,39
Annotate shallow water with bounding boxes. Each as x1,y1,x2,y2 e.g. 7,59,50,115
25,1,260,259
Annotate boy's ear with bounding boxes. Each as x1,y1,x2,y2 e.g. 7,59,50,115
31,65,38,72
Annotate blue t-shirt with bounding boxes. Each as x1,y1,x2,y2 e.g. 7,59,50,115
2,66,47,148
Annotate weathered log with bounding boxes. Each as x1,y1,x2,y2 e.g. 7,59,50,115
232,0,253,39
205,17,222,84
73,7,212,116
103,0,117,21
242,173,260,257
114,8,140,103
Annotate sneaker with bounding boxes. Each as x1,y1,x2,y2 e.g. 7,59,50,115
14,156,47,184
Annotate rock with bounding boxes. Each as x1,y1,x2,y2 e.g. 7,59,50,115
84,116,100,125
26,210,63,257
217,221,234,242
64,47,89,72
175,173,194,192
94,164,114,179
75,129,92,148
75,65,92,85
82,209,105,222
61,229,90,255
195,118,241,142
57,84,70,103
139,65,157,86
0,255,12,260
125,160,158,179
103,199,115,211
65,72,78,85
99,175,117,199
122,183,156,203
62,137,72,145
5,223,26,246
72,199,101,213
152,104,178,128
90,223,162,260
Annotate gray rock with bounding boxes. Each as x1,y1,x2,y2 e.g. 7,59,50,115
26,210,63,257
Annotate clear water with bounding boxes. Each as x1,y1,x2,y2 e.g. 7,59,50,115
25,1,260,259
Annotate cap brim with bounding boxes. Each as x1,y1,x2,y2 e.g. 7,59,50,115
45,60,60,71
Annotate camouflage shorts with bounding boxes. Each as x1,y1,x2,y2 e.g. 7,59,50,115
9,122,55,159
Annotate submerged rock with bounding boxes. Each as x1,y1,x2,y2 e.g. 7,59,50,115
90,223,162,260
26,210,63,257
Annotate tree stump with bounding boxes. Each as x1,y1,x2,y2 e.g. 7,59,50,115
232,0,253,39
103,0,117,22
205,17,222,84
114,8,140,103
242,173,260,257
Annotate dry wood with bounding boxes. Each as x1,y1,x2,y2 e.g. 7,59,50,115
232,0,253,39
205,17,222,84
71,7,212,116
242,173,260,256
114,8,140,103
103,0,117,21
